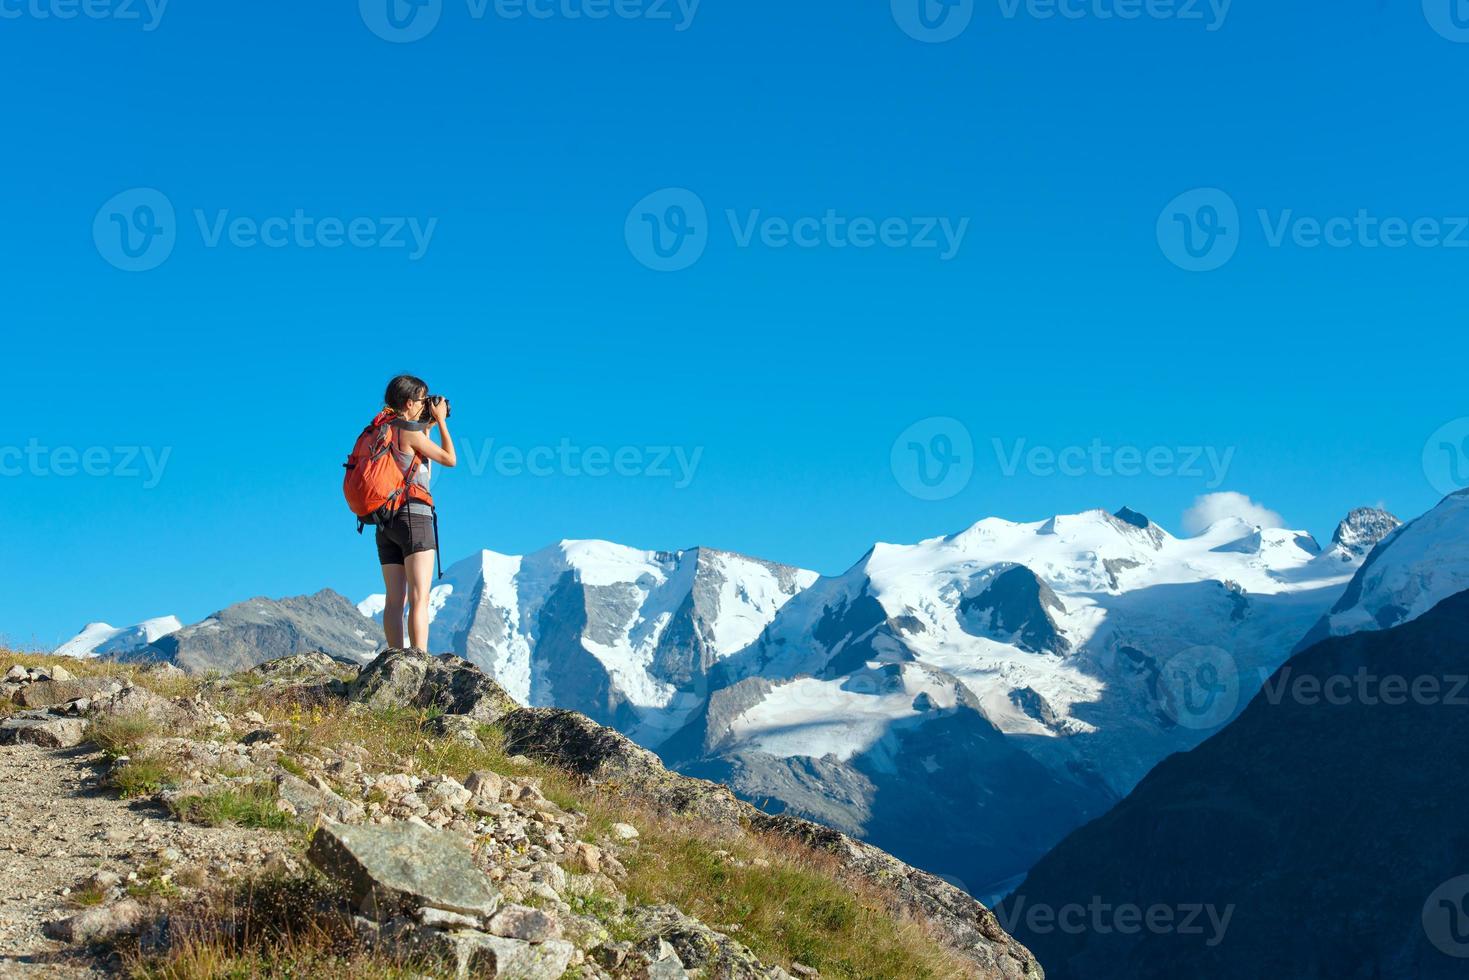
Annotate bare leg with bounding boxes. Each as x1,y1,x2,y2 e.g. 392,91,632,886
404,550,437,651
380,563,407,649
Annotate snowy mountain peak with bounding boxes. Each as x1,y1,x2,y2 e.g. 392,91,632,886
1326,506,1402,562
359,542,818,741
55,615,183,658
1298,493,1468,649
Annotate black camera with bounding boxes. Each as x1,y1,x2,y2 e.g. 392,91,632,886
418,395,451,424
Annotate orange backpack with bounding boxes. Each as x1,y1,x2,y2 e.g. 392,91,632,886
342,409,427,528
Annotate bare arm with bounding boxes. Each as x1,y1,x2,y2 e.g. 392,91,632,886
401,402,457,467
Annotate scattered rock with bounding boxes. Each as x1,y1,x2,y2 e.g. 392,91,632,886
87,684,181,725
631,905,789,979
417,906,481,930
277,773,364,824
0,716,87,748
487,903,562,942
611,822,640,841
43,899,146,943
425,713,484,746
464,769,505,803
307,820,502,921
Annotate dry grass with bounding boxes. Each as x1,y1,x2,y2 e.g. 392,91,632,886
2,651,980,978
2,650,139,682
202,689,976,979
125,874,444,980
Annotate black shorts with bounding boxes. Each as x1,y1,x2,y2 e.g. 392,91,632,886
375,508,437,565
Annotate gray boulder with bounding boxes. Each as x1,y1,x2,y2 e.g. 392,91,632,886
43,899,146,943
245,651,359,695
372,918,574,980
630,904,790,979
348,648,519,722
0,715,87,748
277,773,365,824
307,820,501,921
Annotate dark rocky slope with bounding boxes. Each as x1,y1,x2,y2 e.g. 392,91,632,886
1000,589,1469,980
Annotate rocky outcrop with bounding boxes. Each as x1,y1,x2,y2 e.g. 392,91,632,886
1327,506,1402,561
129,589,378,673
501,707,752,826
498,702,1045,977
751,814,1041,979
1,714,87,748
361,652,1042,974
960,565,1070,655
629,904,793,979
348,648,520,722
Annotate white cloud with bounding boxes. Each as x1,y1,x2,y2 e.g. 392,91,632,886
1182,492,1286,535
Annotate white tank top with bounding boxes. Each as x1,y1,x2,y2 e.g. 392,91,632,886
390,418,433,512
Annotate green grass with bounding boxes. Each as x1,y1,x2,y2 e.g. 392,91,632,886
110,755,184,799
127,862,181,901
169,783,297,831
619,818,975,980
131,674,977,980
87,712,163,760
69,880,111,908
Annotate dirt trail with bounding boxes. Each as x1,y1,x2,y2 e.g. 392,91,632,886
0,743,281,978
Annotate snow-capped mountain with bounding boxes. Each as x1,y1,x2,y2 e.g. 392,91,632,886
1298,489,1469,649
63,500,1407,899
360,542,817,745
352,505,1397,896
663,506,1397,893
54,616,182,658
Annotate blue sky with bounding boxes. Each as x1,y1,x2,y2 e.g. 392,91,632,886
4,1,1468,645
